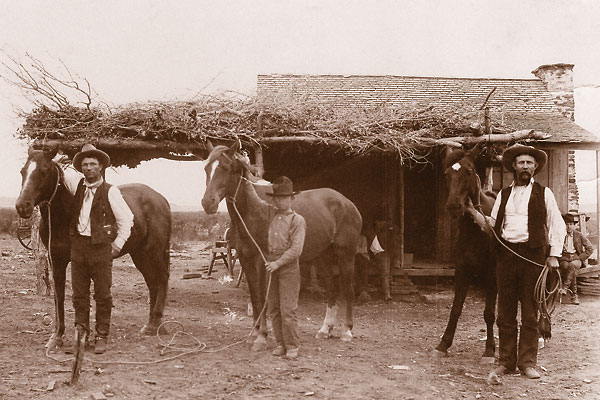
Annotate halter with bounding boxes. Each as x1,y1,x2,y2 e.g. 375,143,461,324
39,162,63,208
218,154,271,337
36,162,64,294
223,160,268,264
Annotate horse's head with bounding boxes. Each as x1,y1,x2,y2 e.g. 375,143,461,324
201,141,250,214
15,147,59,218
442,145,482,219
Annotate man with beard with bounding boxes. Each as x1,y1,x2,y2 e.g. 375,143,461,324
486,144,565,381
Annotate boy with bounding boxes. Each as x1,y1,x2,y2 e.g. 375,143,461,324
264,176,306,359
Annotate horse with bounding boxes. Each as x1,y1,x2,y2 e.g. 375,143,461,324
15,148,171,349
435,145,497,359
354,218,399,302
201,142,362,351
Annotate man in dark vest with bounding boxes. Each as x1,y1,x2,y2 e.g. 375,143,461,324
486,144,565,381
559,213,594,305
62,144,134,354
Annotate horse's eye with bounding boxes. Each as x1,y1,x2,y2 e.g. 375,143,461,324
466,169,473,175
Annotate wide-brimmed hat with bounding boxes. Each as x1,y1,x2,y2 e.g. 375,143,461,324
562,213,576,224
501,144,547,175
72,144,110,172
266,176,299,197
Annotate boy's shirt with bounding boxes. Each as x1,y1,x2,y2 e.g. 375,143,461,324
267,209,306,269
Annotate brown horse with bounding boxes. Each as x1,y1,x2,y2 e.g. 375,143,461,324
201,142,362,351
15,148,171,349
435,145,497,359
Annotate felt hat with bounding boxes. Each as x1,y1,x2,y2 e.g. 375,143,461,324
266,176,299,197
501,144,547,175
72,143,110,172
562,213,576,224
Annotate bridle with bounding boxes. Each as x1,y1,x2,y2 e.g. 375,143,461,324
213,154,271,336
218,156,267,265
452,156,561,329
35,162,63,284
38,162,62,209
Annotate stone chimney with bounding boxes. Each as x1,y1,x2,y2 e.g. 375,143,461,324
531,63,575,121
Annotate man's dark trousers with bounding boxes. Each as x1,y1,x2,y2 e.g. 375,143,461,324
496,241,545,372
70,234,113,338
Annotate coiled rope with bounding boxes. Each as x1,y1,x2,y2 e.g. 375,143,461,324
489,224,562,337
45,169,272,367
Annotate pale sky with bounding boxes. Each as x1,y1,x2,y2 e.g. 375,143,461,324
1,0,600,209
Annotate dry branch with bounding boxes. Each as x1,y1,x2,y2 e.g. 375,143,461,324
5,54,558,164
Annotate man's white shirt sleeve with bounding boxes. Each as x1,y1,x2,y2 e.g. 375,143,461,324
107,186,134,250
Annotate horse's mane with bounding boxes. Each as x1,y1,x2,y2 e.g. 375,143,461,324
206,145,266,184
206,145,231,165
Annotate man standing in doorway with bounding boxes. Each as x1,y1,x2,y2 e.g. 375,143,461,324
487,144,566,381
61,144,134,354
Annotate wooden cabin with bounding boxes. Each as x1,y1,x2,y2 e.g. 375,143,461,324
257,64,600,275
28,63,600,278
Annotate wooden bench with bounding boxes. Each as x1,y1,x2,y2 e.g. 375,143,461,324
207,228,237,277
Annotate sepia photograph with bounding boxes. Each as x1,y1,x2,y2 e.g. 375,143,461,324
1,1,599,399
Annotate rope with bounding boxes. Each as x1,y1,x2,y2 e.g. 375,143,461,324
44,320,251,366
226,173,272,337
488,223,562,334
43,164,272,368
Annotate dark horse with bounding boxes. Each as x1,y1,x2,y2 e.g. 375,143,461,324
435,145,497,359
15,148,171,349
201,142,362,351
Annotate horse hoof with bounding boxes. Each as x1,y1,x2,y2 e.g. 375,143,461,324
433,349,448,358
46,334,63,350
315,330,330,340
140,323,158,336
384,295,392,302
340,330,353,342
251,341,268,352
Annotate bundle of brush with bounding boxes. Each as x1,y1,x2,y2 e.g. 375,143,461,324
534,264,562,340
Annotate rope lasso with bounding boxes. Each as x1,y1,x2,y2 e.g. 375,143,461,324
487,219,562,338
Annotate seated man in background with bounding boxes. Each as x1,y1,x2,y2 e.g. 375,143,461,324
559,213,594,305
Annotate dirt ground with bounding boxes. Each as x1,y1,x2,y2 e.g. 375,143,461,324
1,235,599,400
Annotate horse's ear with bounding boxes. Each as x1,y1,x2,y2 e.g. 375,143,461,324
27,146,36,157
467,143,483,160
43,147,58,160
227,141,240,157
206,140,214,153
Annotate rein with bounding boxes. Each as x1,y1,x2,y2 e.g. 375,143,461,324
39,163,63,277
475,188,562,334
224,169,271,336
467,168,562,330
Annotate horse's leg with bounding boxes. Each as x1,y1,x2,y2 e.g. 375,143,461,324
435,266,469,355
243,256,268,351
375,252,392,302
354,255,371,303
316,258,339,339
339,253,355,342
47,255,68,349
482,266,497,358
130,250,169,335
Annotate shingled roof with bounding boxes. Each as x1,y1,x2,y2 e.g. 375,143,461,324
257,72,600,147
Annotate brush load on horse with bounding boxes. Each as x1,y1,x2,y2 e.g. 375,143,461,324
201,142,362,351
